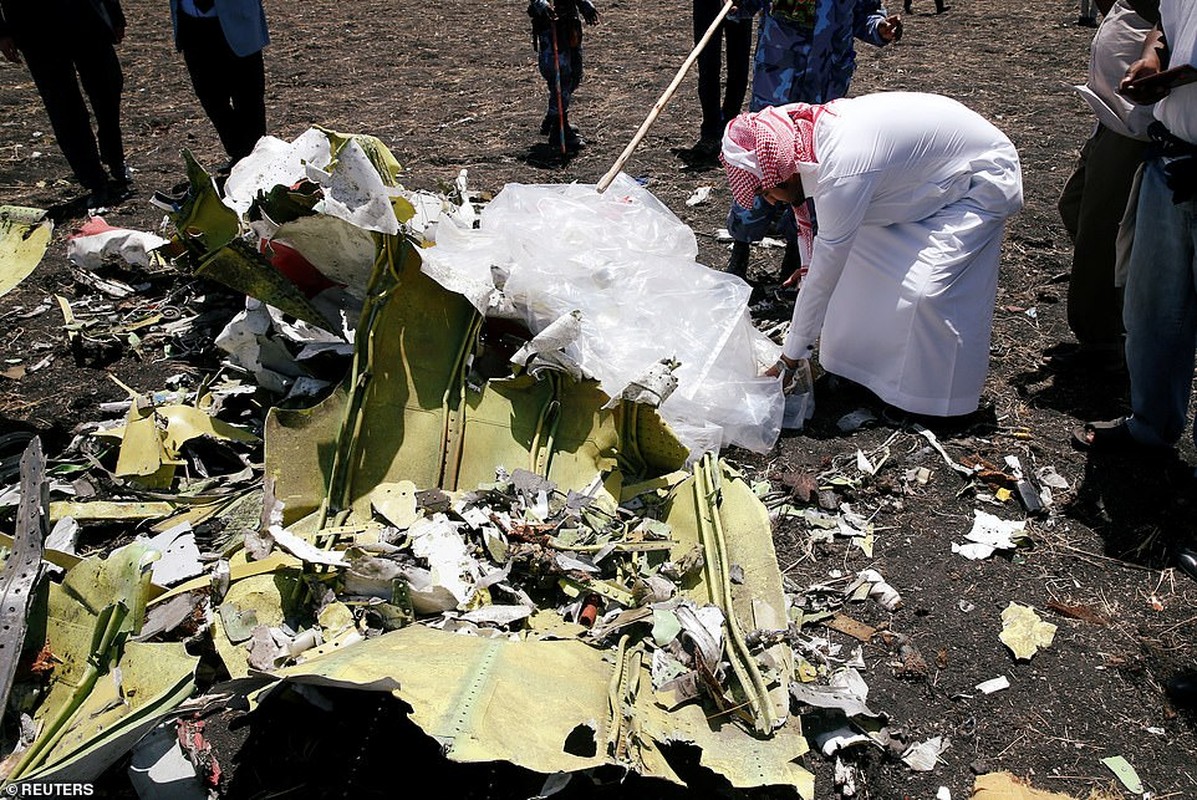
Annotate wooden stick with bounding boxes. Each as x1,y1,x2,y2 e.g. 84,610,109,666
595,0,735,193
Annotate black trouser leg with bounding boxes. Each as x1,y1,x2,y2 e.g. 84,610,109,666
75,36,125,178
21,41,108,190
722,17,751,131
694,0,725,140
226,49,266,160
180,14,265,161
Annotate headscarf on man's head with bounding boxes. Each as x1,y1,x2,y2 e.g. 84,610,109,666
720,103,827,274
720,104,822,209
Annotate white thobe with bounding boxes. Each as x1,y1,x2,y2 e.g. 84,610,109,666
783,92,1023,416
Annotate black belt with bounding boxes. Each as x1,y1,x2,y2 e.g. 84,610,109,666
1148,121,1197,204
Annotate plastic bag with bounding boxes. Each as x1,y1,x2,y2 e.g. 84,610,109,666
419,174,783,455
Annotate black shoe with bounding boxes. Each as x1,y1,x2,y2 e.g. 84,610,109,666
85,185,112,212
540,113,555,136
565,126,587,152
1077,14,1097,26
693,136,721,162
727,241,750,278
936,2,949,12
1175,545,1197,581
1167,672,1197,709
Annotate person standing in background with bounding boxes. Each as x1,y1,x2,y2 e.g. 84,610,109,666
169,0,270,168
692,0,753,161
724,0,901,282
0,0,129,209
528,0,599,154
1057,0,1155,369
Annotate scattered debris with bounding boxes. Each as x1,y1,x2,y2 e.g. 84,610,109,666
952,510,1029,560
0,206,52,299
1100,755,1144,794
998,602,1057,661
901,735,949,771
974,675,1011,695
971,771,1075,799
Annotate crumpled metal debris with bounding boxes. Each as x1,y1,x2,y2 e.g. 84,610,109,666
998,602,1056,660
0,206,52,299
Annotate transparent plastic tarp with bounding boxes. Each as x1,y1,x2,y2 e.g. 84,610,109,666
421,174,783,454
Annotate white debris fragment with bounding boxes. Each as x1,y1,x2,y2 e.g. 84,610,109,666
408,515,484,609
951,509,1028,560
1036,465,1070,490
269,527,348,568
901,735,949,771
141,523,204,586
835,757,859,797
685,186,713,206
67,218,170,270
974,675,1011,694
846,569,903,611
790,667,879,718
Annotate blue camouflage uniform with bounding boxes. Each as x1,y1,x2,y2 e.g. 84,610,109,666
729,0,890,248
529,0,597,150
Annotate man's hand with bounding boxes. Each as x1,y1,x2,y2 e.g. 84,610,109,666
780,265,805,288
879,14,902,42
1120,56,1169,104
580,0,599,24
0,36,20,64
528,0,555,21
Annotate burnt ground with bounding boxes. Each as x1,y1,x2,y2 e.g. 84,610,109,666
2,0,1196,798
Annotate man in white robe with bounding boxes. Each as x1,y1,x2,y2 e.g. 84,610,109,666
721,92,1023,417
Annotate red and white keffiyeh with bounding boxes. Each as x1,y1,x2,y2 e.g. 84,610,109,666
720,103,828,271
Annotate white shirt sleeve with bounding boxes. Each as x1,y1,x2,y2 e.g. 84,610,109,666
782,172,878,359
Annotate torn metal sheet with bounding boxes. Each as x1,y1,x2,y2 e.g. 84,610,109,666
0,439,48,715
0,206,52,299
1100,755,1144,794
167,129,809,794
901,735,949,771
3,542,197,784
790,667,879,718
275,624,812,794
98,397,259,489
127,722,207,800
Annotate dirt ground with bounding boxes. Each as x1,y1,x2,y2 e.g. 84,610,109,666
2,0,1196,798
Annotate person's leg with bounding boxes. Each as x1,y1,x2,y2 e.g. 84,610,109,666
562,47,584,149
722,17,752,131
74,35,126,181
226,50,267,161
694,0,724,141
1057,135,1089,243
1067,126,1147,346
537,32,557,122
20,40,108,191
179,14,243,160
1123,158,1197,447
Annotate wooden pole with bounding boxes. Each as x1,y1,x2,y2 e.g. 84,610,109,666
596,0,735,193
549,21,569,155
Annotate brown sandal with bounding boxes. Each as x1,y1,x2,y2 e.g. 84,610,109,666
1071,418,1138,452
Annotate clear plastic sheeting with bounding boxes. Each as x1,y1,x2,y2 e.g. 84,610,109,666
420,174,783,455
